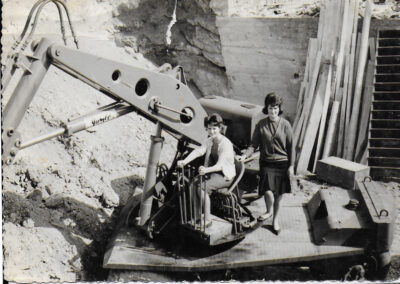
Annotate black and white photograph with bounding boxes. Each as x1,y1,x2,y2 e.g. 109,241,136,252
2,0,400,282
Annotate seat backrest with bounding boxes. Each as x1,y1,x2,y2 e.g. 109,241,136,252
228,158,245,193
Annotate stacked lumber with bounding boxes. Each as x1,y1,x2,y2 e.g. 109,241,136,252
294,0,375,174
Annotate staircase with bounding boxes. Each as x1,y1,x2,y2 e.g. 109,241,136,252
368,28,400,182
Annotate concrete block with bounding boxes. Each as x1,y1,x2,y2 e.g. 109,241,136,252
316,156,370,189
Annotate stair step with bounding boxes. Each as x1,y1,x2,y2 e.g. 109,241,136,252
377,55,400,65
375,74,400,82
372,101,400,110
379,29,400,39
369,138,400,148
378,46,400,56
376,64,400,73
371,119,400,128
369,147,400,156
370,128,400,138
373,92,400,100
372,110,400,119
379,38,400,47
368,157,400,167
370,166,400,181
374,82,400,91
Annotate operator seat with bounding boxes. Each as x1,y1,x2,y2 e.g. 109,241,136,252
215,158,245,202
211,158,245,233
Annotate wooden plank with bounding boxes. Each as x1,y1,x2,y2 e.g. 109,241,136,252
313,57,333,172
345,0,372,161
322,101,340,158
337,3,354,157
369,37,376,62
321,0,342,61
295,50,322,149
337,85,347,157
340,50,351,157
333,0,350,101
293,82,305,131
297,64,329,173
354,60,374,162
343,32,358,157
354,33,362,85
294,39,317,132
351,1,360,83
317,0,326,49
360,147,368,165
344,3,359,158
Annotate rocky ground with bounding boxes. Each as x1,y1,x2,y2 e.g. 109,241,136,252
2,0,400,282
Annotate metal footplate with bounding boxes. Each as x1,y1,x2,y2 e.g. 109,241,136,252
356,177,397,258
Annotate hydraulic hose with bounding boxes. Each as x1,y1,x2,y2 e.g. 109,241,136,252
2,0,78,91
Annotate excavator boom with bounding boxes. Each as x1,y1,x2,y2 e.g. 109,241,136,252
2,37,208,165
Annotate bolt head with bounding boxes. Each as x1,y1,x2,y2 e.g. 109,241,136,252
7,129,14,137
55,50,60,56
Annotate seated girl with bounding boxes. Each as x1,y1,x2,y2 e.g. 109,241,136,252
177,113,236,227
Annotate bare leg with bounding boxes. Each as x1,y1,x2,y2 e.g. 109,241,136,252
273,194,282,233
195,186,211,225
204,193,211,223
259,190,274,220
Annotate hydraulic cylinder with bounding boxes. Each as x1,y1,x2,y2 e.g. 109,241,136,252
137,122,164,226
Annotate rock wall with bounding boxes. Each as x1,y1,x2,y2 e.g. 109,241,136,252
113,0,231,98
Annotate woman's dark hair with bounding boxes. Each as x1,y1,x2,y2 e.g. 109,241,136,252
204,113,223,128
262,92,283,115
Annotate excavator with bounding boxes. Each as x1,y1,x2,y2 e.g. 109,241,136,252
2,0,398,281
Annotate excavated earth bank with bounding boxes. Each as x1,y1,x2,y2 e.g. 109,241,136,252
2,0,400,282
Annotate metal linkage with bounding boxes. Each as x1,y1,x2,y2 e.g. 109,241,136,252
199,175,207,232
18,102,134,150
3,0,78,91
177,166,185,224
192,169,198,228
199,176,204,231
188,167,194,226
182,171,188,224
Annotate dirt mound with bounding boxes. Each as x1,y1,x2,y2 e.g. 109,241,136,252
2,0,177,282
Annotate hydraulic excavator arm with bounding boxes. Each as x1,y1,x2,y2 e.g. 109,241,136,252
2,37,209,165
2,36,257,243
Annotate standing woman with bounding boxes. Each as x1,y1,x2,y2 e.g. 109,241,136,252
240,92,295,234
177,113,236,227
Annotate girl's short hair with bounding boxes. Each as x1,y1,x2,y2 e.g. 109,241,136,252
204,113,223,128
262,92,283,115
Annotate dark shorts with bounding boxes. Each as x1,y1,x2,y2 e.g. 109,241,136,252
193,173,233,193
258,161,291,196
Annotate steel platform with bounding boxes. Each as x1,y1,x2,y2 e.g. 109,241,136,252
103,194,365,272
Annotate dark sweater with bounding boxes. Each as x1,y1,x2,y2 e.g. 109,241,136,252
245,116,295,167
